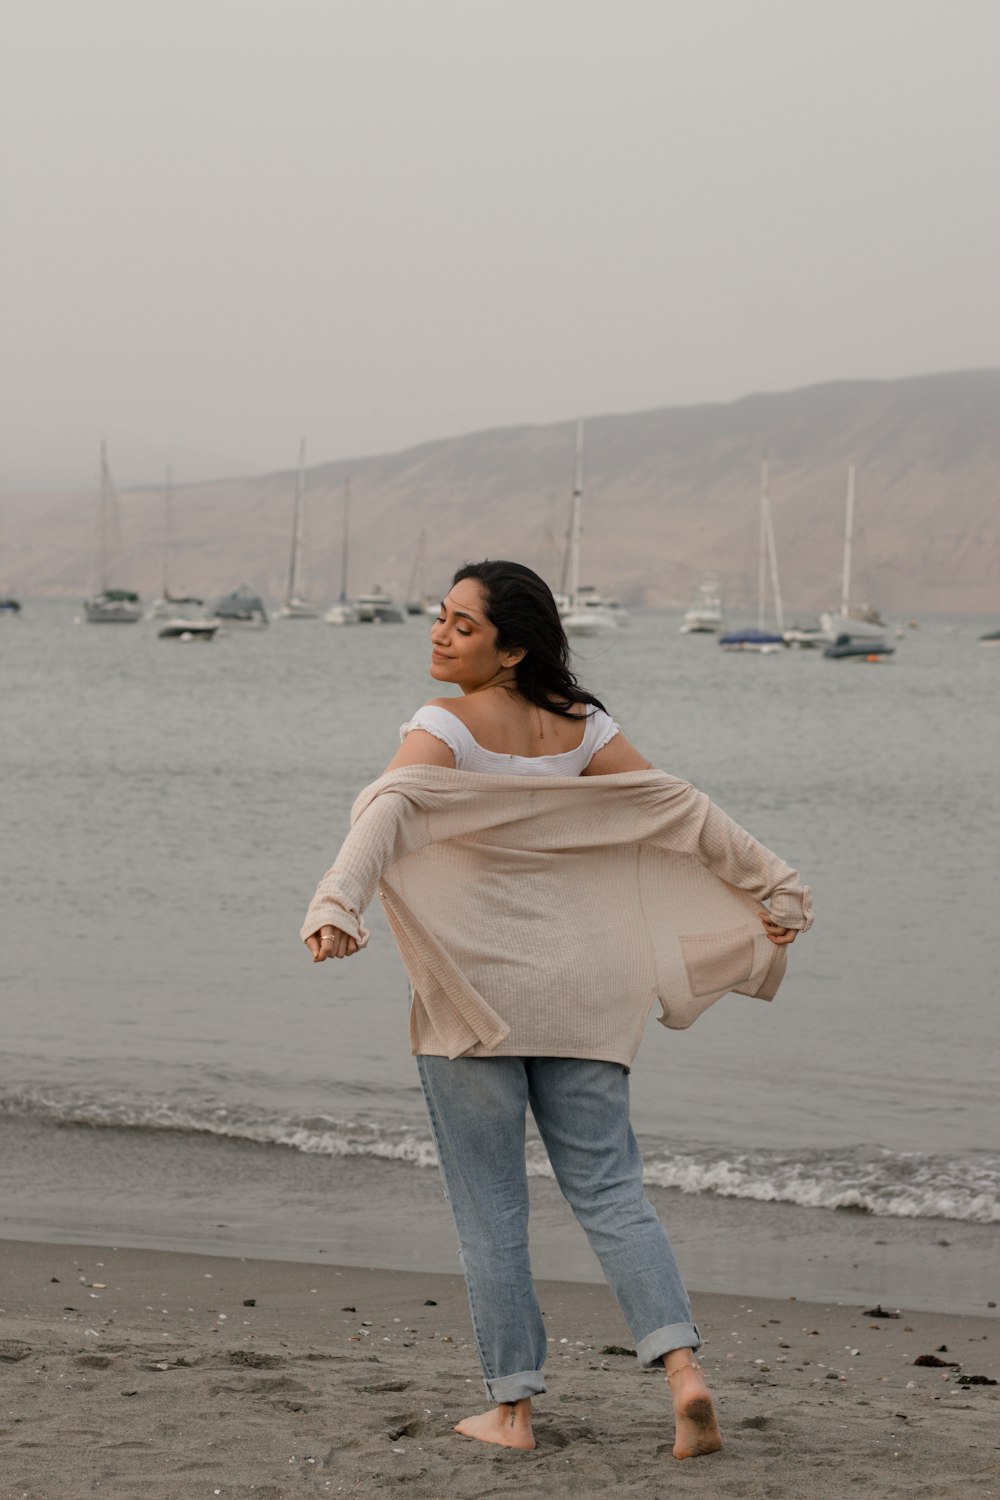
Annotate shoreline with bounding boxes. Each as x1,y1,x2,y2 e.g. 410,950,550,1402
1,1238,996,1499
2,1114,997,1318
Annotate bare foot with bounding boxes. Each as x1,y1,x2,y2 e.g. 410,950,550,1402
453,1398,536,1450
665,1358,722,1460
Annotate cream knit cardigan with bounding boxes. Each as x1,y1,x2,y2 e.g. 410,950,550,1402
301,767,813,1064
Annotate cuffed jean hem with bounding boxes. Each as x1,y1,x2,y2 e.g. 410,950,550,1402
485,1369,548,1404
635,1321,702,1367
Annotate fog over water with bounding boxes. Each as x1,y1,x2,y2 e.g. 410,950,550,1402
1,0,998,488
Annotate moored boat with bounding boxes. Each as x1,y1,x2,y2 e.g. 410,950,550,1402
276,439,319,618
157,616,219,641
719,627,785,654
819,465,890,641
823,634,895,660
324,478,360,625
214,584,268,628
356,586,404,624
559,420,621,640
83,442,142,623
680,580,724,633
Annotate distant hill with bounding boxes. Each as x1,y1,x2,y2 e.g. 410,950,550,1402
2,370,998,615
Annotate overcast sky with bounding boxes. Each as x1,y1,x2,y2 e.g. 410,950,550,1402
1,0,997,488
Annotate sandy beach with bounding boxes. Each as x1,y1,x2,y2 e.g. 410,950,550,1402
1,1239,996,1499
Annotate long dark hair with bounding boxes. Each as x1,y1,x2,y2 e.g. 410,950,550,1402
451,560,607,717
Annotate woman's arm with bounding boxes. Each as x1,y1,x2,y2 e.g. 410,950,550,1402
582,732,652,774
382,728,456,775
304,736,451,961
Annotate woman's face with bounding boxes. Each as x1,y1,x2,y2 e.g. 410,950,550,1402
429,578,521,692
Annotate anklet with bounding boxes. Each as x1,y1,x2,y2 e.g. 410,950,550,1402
666,1359,703,1380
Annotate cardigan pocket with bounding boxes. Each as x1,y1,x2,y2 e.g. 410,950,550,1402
679,928,755,998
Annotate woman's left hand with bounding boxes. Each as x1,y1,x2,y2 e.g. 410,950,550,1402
760,912,797,946
305,924,359,961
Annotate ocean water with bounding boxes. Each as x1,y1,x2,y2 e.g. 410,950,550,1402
1,600,998,1313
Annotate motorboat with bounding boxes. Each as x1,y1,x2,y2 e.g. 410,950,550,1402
214,584,268,628
356,586,404,624
823,634,894,660
157,614,219,641
680,581,724,633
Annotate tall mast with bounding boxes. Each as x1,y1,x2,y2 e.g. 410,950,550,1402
568,418,584,603
757,457,768,631
763,478,784,632
840,462,856,618
161,465,173,600
285,437,307,605
98,439,111,592
407,528,427,603
339,477,351,603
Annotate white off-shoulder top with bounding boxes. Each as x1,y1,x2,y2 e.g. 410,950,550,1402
399,703,620,776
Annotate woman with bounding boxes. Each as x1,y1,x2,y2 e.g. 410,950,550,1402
302,560,811,1460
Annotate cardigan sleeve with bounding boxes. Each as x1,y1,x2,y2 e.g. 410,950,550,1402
300,789,431,944
643,778,814,931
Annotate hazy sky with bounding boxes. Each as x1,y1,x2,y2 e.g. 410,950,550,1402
1,0,997,488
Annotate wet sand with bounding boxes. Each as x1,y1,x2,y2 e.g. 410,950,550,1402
1,1239,997,1498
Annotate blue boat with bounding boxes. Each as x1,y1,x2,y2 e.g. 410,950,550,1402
719,627,786,653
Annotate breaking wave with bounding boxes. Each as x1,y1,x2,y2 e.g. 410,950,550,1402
3,1085,996,1224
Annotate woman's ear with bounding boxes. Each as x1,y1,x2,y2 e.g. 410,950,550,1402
502,646,527,668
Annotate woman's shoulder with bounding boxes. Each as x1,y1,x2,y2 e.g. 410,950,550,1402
425,696,470,719
401,701,476,746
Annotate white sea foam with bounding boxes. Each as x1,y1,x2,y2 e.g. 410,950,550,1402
3,1087,997,1224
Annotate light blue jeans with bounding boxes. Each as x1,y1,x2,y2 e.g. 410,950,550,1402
417,1054,701,1404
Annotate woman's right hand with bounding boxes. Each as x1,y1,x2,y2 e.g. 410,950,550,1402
305,925,359,962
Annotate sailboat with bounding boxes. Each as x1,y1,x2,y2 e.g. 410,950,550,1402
559,420,621,638
277,438,319,618
147,467,208,620
324,477,359,625
819,465,888,641
405,530,436,615
719,460,786,653
83,442,142,622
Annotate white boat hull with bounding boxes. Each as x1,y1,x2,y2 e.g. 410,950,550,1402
277,599,319,619
819,611,888,641
324,602,360,625
562,606,620,637
158,619,219,640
